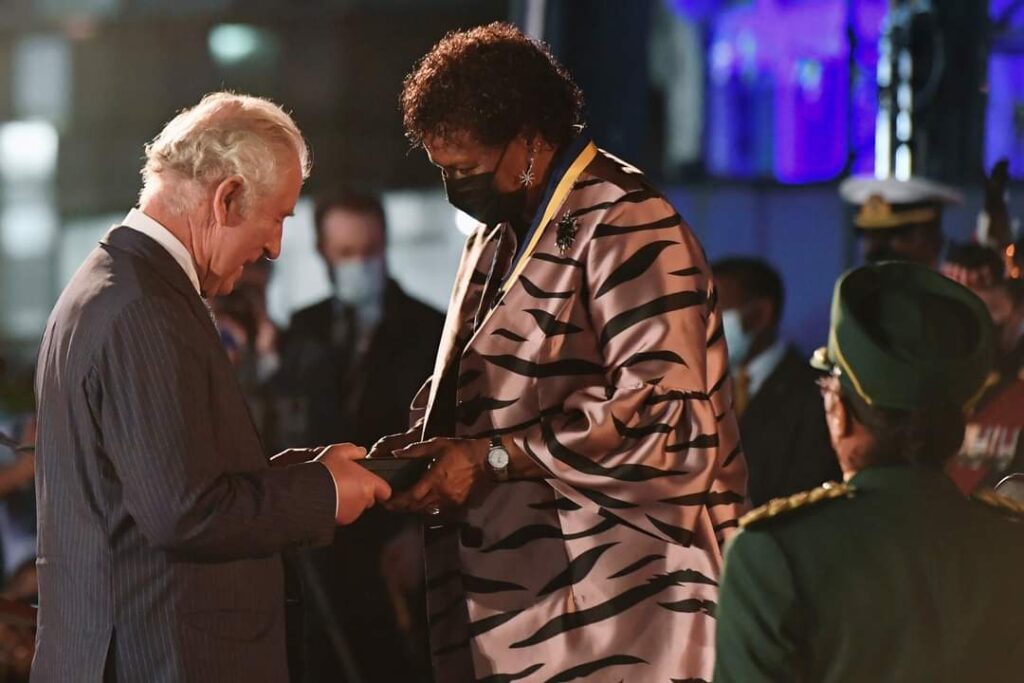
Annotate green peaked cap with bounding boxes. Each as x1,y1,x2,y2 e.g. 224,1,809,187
811,262,994,411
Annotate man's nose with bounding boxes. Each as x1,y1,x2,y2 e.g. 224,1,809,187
264,232,283,261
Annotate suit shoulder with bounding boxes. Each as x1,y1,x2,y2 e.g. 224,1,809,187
53,246,175,335
740,481,856,529
292,298,332,319
778,346,817,377
766,348,823,401
288,298,332,328
570,151,687,245
393,288,445,327
970,489,1024,522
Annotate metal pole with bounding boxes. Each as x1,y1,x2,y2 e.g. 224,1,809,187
523,0,547,40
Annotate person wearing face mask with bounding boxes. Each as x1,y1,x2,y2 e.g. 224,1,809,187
715,261,1024,683
839,175,963,268
276,191,443,452
371,22,747,683
273,190,443,683
31,93,391,682
712,257,839,506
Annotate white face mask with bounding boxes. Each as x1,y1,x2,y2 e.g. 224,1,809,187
722,308,753,367
332,255,386,308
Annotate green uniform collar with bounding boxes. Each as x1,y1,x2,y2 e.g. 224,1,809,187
848,465,954,492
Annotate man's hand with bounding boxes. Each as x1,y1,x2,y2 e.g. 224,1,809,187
316,443,392,525
384,437,489,515
368,427,422,459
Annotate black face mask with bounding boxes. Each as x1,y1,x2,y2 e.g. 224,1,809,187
443,143,526,226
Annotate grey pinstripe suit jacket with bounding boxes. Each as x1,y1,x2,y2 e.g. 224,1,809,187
32,226,337,682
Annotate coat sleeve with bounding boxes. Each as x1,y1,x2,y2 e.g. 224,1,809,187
90,297,337,561
714,529,803,682
509,194,748,548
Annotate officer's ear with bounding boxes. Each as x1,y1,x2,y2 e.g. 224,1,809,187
822,383,852,439
833,395,852,437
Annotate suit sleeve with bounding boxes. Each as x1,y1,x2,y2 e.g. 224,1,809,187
509,195,748,549
91,297,337,561
714,529,803,682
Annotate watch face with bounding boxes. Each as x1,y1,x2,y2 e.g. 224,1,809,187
488,446,510,470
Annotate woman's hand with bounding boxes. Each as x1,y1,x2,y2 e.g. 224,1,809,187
384,437,490,515
368,427,422,459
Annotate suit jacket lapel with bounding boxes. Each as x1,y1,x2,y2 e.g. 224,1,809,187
100,226,220,343
741,347,798,428
423,226,500,428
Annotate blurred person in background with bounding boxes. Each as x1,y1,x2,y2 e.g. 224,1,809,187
941,243,1024,492
32,92,389,682
274,191,443,682
839,175,962,267
275,192,443,450
712,257,839,506
375,22,747,682
941,159,1024,494
0,358,38,682
715,262,1024,682
212,259,282,449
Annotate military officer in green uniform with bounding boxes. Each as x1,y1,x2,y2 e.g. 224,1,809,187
714,261,1024,682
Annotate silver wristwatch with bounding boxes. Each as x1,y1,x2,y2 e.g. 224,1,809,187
486,437,510,482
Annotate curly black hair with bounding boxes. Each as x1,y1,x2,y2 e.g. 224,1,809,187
400,22,584,148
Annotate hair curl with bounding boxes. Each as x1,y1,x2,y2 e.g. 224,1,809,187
400,22,584,149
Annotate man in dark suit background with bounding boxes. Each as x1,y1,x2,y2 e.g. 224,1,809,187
32,92,390,682
713,257,839,506
274,192,443,682
276,193,444,450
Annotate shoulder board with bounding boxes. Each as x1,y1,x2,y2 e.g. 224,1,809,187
971,489,1024,521
740,481,856,528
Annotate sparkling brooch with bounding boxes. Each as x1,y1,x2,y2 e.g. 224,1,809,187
555,213,579,256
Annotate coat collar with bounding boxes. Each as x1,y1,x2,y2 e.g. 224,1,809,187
100,225,218,339
848,464,956,494
101,225,201,302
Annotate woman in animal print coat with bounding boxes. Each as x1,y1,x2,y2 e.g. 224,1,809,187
375,22,748,683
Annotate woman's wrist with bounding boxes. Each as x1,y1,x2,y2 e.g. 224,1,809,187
499,434,549,480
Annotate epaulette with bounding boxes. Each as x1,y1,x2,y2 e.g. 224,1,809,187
740,481,856,528
971,489,1024,521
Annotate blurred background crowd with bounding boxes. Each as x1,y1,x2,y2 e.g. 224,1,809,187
0,0,1023,681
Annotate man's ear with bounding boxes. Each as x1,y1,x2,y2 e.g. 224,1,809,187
826,390,853,438
213,176,246,227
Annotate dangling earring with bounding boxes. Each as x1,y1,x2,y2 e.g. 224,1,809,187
518,151,536,188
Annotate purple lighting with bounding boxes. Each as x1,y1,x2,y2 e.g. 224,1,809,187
704,0,887,183
985,0,1024,179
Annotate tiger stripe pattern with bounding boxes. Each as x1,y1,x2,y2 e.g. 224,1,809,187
413,148,748,682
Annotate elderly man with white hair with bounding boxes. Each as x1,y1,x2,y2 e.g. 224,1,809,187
32,92,391,682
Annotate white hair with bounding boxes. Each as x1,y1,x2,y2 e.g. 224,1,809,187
139,91,311,215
